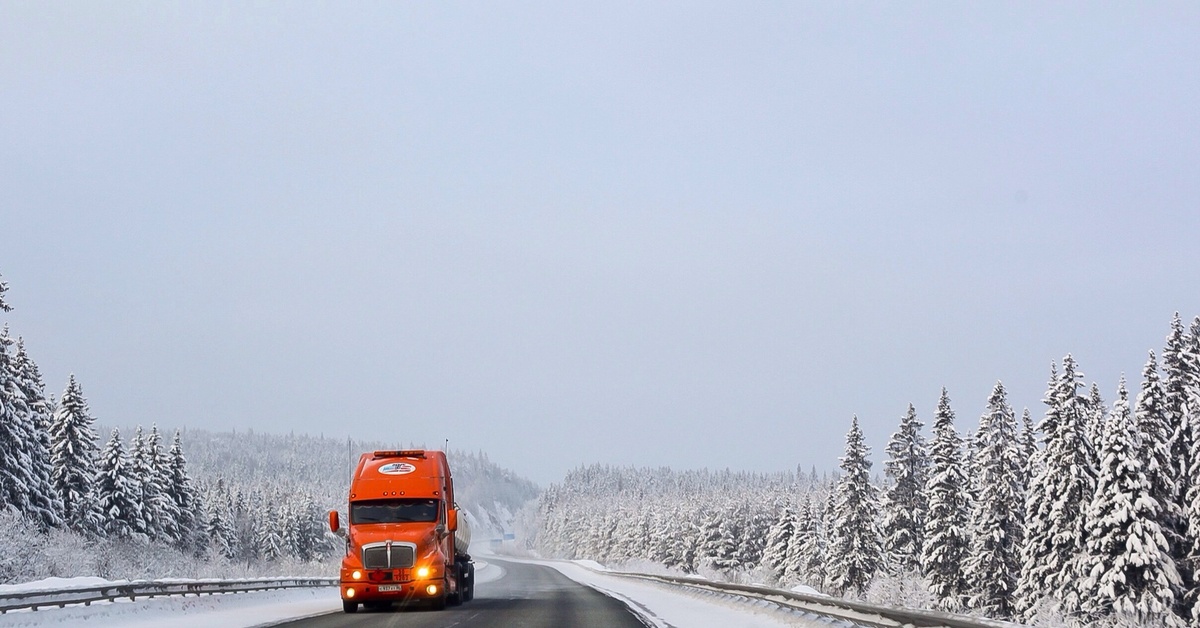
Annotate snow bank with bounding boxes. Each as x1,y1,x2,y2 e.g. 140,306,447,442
0,577,120,594
0,586,339,627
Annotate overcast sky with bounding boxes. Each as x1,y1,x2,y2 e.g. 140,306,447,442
2,3,1199,484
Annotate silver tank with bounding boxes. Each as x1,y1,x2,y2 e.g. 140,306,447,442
453,513,472,556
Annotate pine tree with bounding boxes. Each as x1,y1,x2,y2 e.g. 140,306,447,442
12,338,61,529
94,428,143,540
1080,377,1182,626
1019,408,1036,494
49,375,103,534
827,416,882,595
1086,382,1106,471
881,404,929,573
762,504,795,582
0,272,11,312
255,501,283,561
167,430,204,555
1182,316,1200,619
128,426,155,536
965,381,1025,618
1017,356,1096,616
206,479,238,560
922,388,971,610
0,326,39,517
793,496,827,588
145,425,181,543
1163,314,1194,601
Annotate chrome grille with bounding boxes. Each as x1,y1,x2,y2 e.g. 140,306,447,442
362,543,415,569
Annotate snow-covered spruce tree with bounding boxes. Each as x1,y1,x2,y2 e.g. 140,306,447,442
128,426,156,537
1183,316,1200,619
1086,382,1106,473
0,326,42,519
791,497,827,587
881,404,929,573
49,374,103,534
965,381,1024,618
205,479,238,560
921,388,971,611
255,501,283,561
1080,376,1182,626
651,508,685,570
1134,351,1186,614
762,503,796,583
1163,313,1194,601
709,504,744,575
94,428,144,540
144,425,181,544
167,430,205,555
1017,356,1096,617
739,505,771,570
827,416,882,596
12,337,62,529
1019,408,1036,494
0,272,11,312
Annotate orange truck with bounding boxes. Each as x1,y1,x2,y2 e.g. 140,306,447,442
328,449,474,613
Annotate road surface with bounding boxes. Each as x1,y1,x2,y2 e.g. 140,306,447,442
271,558,646,628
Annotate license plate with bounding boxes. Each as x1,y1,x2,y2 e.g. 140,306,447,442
377,585,401,592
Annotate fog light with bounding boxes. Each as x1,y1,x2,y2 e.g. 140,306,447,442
426,584,438,596
346,587,356,598
352,570,362,580
416,567,430,579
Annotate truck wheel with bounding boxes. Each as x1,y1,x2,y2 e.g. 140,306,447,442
464,564,475,601
342,601,358,613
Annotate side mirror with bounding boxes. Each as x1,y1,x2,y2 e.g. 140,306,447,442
328,510,340,533
447,508,458,532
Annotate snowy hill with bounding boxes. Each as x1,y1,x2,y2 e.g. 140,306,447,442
163,428,538,540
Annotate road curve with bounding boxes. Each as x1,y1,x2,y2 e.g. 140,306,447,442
271,558,646,628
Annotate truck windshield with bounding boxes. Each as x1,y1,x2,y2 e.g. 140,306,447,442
351,498,439,524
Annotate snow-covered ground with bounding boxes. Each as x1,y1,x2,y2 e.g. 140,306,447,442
0,559,841,628
534,558,855,627
0,587,337,628
0,563,507,627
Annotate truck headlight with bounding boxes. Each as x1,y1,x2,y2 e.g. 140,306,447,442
416,566,430,579
352,570,362,580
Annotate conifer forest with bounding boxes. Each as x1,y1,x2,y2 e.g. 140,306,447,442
534,313,1200,627
6,267,1200,626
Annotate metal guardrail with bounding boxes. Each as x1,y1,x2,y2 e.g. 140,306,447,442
606,571,1024,628
0,577,337,614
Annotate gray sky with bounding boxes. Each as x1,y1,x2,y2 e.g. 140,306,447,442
3,2,1199,484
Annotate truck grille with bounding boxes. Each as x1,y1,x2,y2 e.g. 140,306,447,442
362,543,415,570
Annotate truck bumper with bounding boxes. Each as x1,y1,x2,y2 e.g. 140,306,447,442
341,578,445,604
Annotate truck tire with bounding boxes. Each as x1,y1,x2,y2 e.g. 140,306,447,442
464,563,475,602
342,601,358,613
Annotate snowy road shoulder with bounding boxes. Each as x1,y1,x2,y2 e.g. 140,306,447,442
0,585,340,628
520,558,848,628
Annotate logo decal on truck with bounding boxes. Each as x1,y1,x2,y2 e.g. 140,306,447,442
379,462,417,475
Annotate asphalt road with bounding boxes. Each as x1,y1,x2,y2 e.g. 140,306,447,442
272,558,647,628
